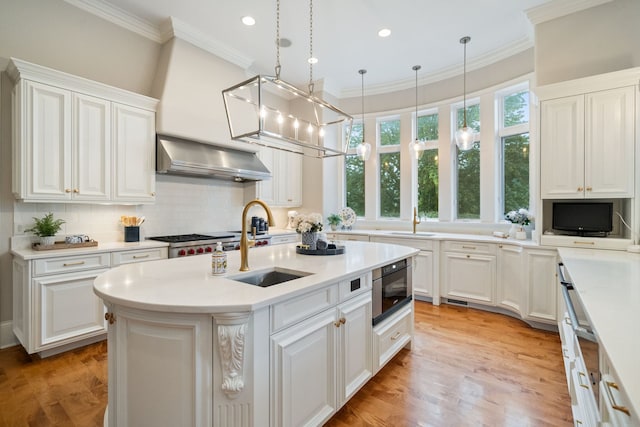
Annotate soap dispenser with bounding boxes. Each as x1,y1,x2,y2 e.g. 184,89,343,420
212,242,227,275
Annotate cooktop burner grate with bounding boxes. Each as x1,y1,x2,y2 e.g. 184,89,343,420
147,234,235,243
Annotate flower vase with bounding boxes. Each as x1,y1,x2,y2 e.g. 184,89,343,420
509,224,519,239
301,232,318,250
515,227,527,240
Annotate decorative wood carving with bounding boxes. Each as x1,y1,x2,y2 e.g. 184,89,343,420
216,313,250,399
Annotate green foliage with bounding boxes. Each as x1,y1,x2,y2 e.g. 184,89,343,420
457,143,480,219
417,113,438,141
503,133,530,214
503,92,529,127
25,212,65,237
327,214,342,226
379,120,400,146
347,122,363,149
345,155,365,216
417,148,439,218
380,152,400,217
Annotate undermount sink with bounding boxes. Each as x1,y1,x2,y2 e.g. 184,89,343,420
229,267,312,288
389,231,435,237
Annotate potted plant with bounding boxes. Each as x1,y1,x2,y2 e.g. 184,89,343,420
327,213,342,231
292,213,323,250
505,208,533,240
25,212,65,246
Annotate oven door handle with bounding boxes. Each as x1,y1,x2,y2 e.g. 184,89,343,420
558,263,597,343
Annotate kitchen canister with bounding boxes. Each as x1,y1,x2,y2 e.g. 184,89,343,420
124,226,140,242
212,242,227,275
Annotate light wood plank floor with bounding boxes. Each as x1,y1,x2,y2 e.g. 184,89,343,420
0,302,572,426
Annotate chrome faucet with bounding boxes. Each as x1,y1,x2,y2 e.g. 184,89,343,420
412,207,421,234
240,199,275,271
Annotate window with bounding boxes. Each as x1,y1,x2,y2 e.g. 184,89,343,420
500,90,530,216
379,119,400,217
345,122,365,216
416,113,439,218
455,104,480,219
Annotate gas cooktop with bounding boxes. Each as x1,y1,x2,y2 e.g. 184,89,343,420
147,233,236,243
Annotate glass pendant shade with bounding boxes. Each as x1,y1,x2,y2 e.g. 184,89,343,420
356,141,371,161
455,125,477,151
409,139,426,159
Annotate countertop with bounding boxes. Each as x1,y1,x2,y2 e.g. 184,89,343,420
557,247,640,419
11,239,169,260
94,241,418,314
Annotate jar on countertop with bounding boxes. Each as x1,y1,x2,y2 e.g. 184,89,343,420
212,242,227,275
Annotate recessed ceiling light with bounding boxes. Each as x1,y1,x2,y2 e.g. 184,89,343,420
378,28,391,38
308,57,318,64
242,16,256,26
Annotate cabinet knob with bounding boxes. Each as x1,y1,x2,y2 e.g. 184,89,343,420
340,317,346,324
151,192,156,196
334,320,341,328
586,186,592,192
65,188,72,193
105,312,116,324
466,254,470,259
577,187,584,192
73,188,79,193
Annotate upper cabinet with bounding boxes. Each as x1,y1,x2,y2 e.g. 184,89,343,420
246,146,302,207
8,58,158,204
539,72,637,199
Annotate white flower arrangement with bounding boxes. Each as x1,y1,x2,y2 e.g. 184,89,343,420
505,208,533,226
292,213,324,233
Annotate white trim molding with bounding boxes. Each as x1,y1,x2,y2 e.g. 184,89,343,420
525,0,614,25
1,321,19,349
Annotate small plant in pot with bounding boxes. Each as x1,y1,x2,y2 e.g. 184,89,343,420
327,213,342,231
25,212,65,246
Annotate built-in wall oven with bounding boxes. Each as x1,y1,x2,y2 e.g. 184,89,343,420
372,258,412,325
558,262,600,406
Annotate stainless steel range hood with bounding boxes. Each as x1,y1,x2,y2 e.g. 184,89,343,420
156,135,271,182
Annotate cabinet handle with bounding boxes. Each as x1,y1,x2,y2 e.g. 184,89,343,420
577,371,589,389
562,348,569,359
65,188,72,193
586,186,592,192
334,320,341,328
151,192,156,196
466,254,470,259
564,316,572,326
133,254,149,259
573,241,595,246
605,381,631,416
390,332,401,341
498,244,503,248
462,245,476,250
339,317,346,324
73,188,79,193
105,312,116,324
63,261,85,267
577,187,583,192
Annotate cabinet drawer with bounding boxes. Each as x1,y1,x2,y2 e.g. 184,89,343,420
338,272,372,303
328,233,369,242
270,234,298,245
373,303,412,371
442,240,496,255
34,253,110,276
271,284,338,333
111,247,168,266
371,236,433,251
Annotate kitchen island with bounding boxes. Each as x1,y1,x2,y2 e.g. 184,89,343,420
94,241,418,427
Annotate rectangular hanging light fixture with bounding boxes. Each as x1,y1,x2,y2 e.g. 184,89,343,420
222,75,352,158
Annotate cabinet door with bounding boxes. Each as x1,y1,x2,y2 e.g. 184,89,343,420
585,86,635,198
34,268,109,350
271,309,337,427
496,244,524,314
256,147,277,205
21,80,72,200
540,95,585,199
73,93,111,201
113,103,156,202
337,292,372,404
525,249,557,323
280,150,302,206
442,252,496,304
413,250,434,299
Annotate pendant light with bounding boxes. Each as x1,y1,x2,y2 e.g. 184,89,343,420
356,69,371,161
454,36,477,151
222,0,353,158
408,65,426,160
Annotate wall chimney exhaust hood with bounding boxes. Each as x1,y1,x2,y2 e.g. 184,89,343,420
156,134,271,182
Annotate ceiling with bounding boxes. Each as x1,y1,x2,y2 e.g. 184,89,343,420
66,0,600,97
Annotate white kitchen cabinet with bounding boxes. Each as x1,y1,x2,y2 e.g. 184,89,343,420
248,147,302,207
112,103,156,203
442,241,496,305
271,276,373,427
270,232,299,245
327,232,370,242
8,58,157,204
524,248,557,323
12,80,72,200
496,243,524,314
111,246,168,266
372,302,412,373
540,85,635,199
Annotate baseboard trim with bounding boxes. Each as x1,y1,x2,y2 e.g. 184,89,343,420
0,320,19,349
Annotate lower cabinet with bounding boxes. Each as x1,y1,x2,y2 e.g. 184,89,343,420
271,291,372,427
524,248,557,323
497,243,524,313
442,241,497,305
372,302,413,372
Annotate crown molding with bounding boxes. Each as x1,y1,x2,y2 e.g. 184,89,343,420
340,36,534,98
163,17,253,69
63,0,163,42
525,0,613,25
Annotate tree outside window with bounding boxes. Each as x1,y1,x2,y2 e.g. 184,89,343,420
501,90,529,215
345,123,365,216
379,119,400,218
416,113,438,218
456,105,480,219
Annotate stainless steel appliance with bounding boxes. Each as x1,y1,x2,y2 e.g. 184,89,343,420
558,262,600,404
372,258,412,325
148,232,271,258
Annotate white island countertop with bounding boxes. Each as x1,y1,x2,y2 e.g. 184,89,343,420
94,241,418,314
557,247,640,420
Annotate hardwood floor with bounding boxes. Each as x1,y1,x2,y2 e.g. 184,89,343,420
0,302,572,426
